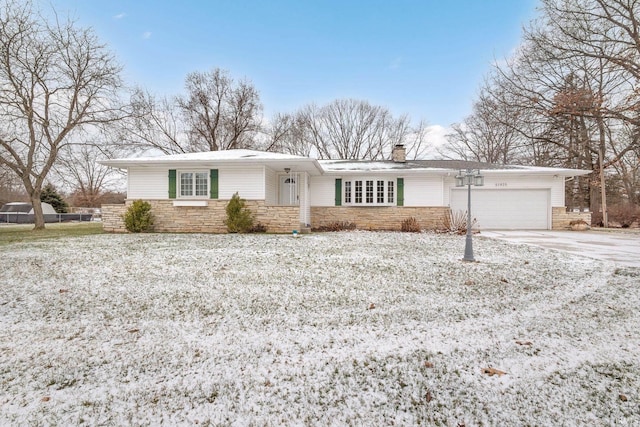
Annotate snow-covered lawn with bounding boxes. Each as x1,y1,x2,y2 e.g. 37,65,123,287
1,232,638,426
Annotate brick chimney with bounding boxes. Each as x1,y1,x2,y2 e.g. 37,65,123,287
392,144,406,163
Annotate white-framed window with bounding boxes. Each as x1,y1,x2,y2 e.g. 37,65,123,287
343,178,396,206
179,171,209,198
344,181,352,203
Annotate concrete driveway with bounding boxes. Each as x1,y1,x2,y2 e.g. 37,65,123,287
480,230,640,268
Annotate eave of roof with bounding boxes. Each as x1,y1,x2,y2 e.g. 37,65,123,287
99,149,325,175
319,159,592,177
99,149,591,177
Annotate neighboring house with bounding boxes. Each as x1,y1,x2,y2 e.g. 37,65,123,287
99,146,591,233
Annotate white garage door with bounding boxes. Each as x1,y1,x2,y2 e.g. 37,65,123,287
450,189,550,230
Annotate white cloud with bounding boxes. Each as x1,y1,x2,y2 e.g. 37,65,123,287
426,124,449,148
113,13,126,20
142,31,152,39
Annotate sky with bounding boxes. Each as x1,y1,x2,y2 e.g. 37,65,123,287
47,0,539,129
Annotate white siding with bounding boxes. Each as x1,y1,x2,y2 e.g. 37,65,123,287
550,176,565,207
312,174,447,207
128,168,169,199
265,167,277,205
310,176,337,206
128,166,267,200
404,176,443,206
219,166,264,200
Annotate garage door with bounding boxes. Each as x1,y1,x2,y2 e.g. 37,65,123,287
450,189,550,230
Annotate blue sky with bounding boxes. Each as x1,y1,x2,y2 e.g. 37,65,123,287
48,0,538,128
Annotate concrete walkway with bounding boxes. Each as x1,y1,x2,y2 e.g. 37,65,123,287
479,229,640,268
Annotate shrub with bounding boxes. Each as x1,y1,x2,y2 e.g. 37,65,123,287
123,200,154,232
592,204,640,228
569,219,590,230
608,204,640,228
401,217,421,232
249,222,267,233
225,192,254,233
440,209,477,235
569,219,589,226
313,221,356,232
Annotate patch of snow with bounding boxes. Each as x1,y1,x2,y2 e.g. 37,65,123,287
0,232,638,425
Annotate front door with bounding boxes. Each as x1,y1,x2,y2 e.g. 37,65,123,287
279,174,299,205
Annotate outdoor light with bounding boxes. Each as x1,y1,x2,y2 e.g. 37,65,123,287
455,168,484,262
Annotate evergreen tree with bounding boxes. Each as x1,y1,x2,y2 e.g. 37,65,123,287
40,184,69,213
123,200,154,232
224,192,254,233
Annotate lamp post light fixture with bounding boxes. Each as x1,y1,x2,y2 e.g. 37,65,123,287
455,169,484,262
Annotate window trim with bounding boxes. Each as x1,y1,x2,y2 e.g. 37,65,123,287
342,177,397,206
177,170,210,199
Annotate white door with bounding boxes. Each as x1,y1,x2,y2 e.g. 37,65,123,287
450,189,550,230
279,175,299,205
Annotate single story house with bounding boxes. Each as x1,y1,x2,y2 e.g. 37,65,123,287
99,146,591,233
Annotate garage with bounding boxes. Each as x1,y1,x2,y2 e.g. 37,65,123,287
450,188,550,230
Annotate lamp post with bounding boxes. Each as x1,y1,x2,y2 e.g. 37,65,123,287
455,169,484,262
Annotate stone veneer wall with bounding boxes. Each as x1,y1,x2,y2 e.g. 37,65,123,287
104,203,582,232
552,207,592,230
102,204,127,232
102,200,301,233
311,206,449,231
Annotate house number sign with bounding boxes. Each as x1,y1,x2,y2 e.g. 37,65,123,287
494,182,508,187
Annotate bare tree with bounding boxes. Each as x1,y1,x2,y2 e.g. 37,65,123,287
443,81,524,164
519,0,640,214
0,0,123,229
262,112,316,157
0,163,25,205
610,123,640,205
54,142,123,207
276,99,411,160
125,88,187,154
177,68,262,151
404,119,433,160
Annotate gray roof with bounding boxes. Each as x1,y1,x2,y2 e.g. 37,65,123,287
99,149,591,177
320,159,521,171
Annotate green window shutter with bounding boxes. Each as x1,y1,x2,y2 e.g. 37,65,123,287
397,178,404,206
335,178,342,206
210,169,219,199
168,169,177,199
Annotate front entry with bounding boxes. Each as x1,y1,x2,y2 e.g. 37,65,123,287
279,174,299,206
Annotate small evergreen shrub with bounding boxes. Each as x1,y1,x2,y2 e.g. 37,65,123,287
225,192,254,233
401,217,421,232
123,200,154,232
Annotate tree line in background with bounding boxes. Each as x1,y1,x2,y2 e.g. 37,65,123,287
125,71,432,160
2,0,639,228
445,0,640,225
